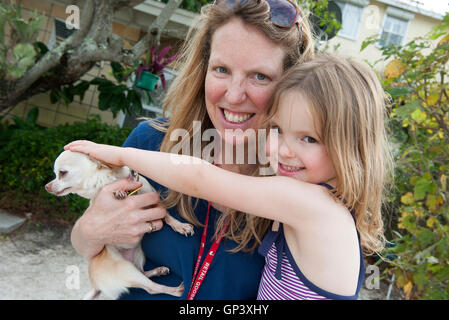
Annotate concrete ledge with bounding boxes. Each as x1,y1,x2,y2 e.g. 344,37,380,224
0,210,26,234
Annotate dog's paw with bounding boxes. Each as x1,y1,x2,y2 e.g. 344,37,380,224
144,266,170,278
113,190,128,200
158,266,170,276
172,222,195,237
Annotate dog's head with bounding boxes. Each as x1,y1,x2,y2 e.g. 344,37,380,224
45,150,130,199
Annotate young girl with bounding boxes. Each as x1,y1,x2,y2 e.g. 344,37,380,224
65,55,391,300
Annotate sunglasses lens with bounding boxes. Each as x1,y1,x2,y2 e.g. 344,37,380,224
214,0,299,29
266,0,298,27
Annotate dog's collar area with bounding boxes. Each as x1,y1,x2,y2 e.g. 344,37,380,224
127,187,142,197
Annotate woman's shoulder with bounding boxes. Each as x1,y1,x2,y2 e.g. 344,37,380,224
122,117,168,151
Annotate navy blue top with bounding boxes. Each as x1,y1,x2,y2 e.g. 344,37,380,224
119,120,265,300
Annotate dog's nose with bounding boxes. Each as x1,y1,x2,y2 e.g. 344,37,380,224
45,183,52,192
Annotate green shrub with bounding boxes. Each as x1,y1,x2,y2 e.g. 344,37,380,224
363,13,449,299
0,110,132,222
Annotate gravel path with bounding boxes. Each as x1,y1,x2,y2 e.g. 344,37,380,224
0,222,400,300
0,223,104,300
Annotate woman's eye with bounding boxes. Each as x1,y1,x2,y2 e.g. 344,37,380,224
304,136,317,144
215,66,227,74
255,73,268,81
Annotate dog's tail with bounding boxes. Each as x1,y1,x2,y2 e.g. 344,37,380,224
83,288,101,300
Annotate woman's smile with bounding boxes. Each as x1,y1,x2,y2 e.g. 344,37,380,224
205,17,285,144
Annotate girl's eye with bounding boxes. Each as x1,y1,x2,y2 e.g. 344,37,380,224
304,136,317,144
270,125,281,134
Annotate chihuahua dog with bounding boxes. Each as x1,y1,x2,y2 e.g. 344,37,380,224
45,150,193,299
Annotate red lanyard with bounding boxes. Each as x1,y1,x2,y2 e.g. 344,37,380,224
186,202,230,300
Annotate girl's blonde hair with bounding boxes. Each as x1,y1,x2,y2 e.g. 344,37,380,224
267,54,393,255
151,1,315,252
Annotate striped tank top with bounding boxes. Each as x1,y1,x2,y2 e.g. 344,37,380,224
257,184,365,300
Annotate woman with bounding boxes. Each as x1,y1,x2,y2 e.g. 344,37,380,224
71,0,314,299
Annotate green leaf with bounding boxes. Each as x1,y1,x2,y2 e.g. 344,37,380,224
417,229,436,248
110,62,123,82
386,87,413,98
411,108,426,122
98,92,114,111
414,178,434,201
71,81,90,102
401,192,415,205
395,100,420,119
26,107,39,125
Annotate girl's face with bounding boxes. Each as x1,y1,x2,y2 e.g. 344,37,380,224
268,90,337,186
205,18,285,145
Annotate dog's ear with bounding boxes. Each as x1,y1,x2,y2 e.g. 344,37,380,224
91,158,114,170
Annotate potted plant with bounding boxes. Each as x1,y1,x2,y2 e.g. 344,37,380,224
135,45,180,91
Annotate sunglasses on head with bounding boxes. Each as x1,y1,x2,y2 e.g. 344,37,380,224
213,0,301,30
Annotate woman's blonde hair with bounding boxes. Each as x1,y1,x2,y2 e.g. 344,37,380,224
150,0,315,252
267,54,393,255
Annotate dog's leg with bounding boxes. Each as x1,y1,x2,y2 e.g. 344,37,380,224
137,278,184,297
164,213,194,236
144,266,170,278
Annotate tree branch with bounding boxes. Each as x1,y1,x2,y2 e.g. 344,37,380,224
123,0,183,65
0,0,183,112
9,0,95,99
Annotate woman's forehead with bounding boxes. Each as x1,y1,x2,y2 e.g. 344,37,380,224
209,18,285,72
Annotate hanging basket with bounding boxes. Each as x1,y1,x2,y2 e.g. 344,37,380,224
135,71,160,91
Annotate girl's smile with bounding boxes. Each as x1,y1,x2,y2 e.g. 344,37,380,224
277,162,305,177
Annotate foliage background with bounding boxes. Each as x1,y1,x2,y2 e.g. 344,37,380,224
362,13,449,299
0,111,132,224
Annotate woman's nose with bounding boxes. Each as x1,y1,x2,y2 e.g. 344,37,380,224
225,78,246,104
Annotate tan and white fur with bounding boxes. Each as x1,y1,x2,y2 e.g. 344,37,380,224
45,150,193,299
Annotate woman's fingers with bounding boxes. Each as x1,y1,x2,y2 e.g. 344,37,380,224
102,177,143,194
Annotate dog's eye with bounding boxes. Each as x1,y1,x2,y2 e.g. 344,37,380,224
59,170,68,178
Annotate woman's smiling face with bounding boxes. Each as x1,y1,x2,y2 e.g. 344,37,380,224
205,17,285,145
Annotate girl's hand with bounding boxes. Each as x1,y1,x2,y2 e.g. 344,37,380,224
64,140,125,167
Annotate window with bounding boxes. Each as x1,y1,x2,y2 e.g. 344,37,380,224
379,15,408,47
335,1,364,40
48,18,76,49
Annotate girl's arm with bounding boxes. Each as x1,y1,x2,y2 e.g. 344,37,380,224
65,141,327,227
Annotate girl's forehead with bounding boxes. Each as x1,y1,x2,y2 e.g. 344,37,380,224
274,90,317,131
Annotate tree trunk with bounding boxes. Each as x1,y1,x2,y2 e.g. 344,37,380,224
0,0,183,114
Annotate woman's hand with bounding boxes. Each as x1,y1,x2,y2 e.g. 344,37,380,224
64,140,125,167
71,178,166,260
